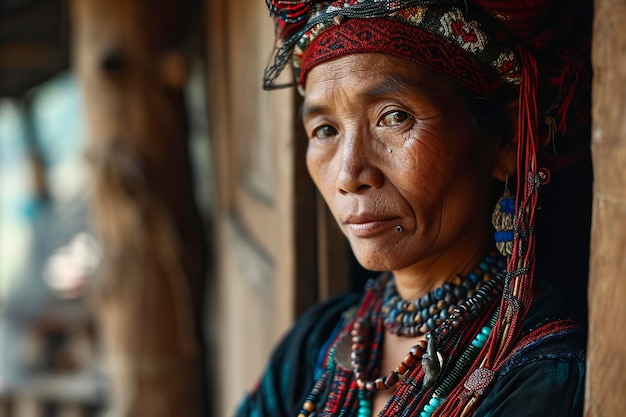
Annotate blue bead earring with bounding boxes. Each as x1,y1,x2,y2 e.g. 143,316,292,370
492,174,515,257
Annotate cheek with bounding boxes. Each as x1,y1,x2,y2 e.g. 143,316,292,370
393,134,447,196
306,147,334,197
393,134,478,220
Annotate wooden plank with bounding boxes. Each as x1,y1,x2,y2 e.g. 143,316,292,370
316,194,351,300
586,1,626,415
203,0,320,414
292,93,321,315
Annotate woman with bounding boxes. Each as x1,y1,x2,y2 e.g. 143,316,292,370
237,1,591,416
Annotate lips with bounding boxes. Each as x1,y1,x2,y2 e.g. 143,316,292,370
344,214,401,237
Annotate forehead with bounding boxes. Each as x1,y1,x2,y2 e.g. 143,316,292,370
303,53,459,107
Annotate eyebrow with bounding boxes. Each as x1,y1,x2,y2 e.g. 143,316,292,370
300,102,325,120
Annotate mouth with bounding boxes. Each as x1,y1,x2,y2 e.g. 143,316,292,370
344,215,402,238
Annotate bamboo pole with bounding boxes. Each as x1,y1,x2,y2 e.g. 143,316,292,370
586,1,626,415
70,1,207,416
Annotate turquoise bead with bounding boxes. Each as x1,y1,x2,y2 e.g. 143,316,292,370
475,333,488,342
481,326,492,335
420,411,431,417
429,397,441,407
471,338,484,348
358,401,371,417
424,404,435,413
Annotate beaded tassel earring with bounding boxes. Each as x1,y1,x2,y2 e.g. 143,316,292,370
492,174,515,257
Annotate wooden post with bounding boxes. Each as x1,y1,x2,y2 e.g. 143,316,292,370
70,1,207,416
586,1,626,415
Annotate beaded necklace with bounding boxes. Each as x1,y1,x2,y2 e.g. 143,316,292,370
297,252,506,417
381,253,504,337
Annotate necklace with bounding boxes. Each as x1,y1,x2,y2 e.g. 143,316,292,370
381,252,505,337
352,273,503,394
297,252,506,417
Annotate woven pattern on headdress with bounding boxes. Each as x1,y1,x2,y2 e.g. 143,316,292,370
264,0,520,95
296,8,520,96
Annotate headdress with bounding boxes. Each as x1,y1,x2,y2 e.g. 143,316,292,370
263,0,591,414
264,1,521,96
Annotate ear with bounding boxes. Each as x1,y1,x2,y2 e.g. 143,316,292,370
492,99,518,181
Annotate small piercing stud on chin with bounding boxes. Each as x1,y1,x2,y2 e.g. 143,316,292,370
395,226,403,232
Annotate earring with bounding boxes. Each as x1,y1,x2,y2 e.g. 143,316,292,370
492,174,515,257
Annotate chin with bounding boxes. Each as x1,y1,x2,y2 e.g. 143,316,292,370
353,252,395,273
350,238,413,272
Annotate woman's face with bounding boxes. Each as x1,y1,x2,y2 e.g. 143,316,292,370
303,53,500,274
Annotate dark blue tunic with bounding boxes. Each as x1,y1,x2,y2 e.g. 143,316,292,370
236,282,585,417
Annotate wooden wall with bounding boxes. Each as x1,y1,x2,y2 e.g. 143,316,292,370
203,1,319,415
586,0,626,415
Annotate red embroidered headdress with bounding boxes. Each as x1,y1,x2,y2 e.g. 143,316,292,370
265,1,521,96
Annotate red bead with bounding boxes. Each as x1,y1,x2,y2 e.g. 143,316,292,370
403,352,418,367
384,371,399,387
396,363,409,375
410,341,427,355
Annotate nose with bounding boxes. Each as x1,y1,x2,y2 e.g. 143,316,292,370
336,132,384,194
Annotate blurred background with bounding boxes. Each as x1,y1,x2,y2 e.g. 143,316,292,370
0,0,218,415
1,1,102,416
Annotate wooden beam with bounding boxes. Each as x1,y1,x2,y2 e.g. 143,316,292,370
586,1,626,415
70,1,207,416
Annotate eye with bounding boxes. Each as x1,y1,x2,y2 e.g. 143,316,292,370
311,125,338,139
379,110,411,127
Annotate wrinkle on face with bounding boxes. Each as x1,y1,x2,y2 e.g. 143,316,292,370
303,53,498,293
